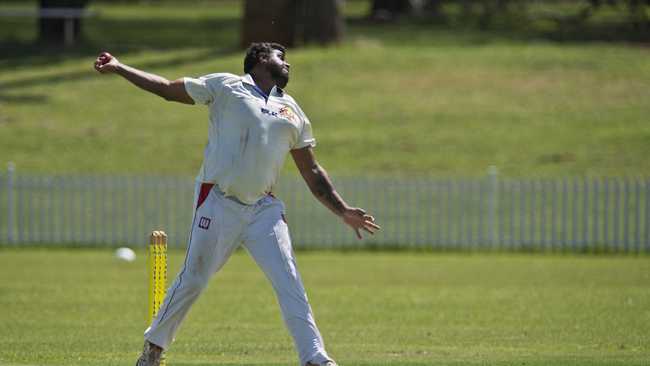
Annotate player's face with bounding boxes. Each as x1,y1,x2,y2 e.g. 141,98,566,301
265,49,290,88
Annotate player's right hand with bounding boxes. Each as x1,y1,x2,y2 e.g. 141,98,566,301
94,52,119,74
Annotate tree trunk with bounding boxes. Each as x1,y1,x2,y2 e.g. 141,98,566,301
241,0,344,48
296,0,344,45
38,0,89,45
241,0,297,48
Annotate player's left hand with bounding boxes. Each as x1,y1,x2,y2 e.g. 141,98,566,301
341,207,381,239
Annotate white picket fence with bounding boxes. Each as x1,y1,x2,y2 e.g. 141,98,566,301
1,164,649,252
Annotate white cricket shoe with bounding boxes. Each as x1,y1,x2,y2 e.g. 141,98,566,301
305,361,337,366
135,340,163,366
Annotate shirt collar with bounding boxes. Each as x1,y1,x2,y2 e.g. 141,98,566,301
241,73,256,86
242,74,284,97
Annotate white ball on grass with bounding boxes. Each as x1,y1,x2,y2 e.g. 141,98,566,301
115,247,136,262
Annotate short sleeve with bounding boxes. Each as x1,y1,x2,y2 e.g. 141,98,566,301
183,73,238,105
294,116,316,149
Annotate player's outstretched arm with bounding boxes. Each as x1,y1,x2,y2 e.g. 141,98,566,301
291,146,381,239
93,52,194,105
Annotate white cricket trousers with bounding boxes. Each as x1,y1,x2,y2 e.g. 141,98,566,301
144,182,332,366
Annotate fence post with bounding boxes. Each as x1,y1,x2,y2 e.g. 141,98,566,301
646,178,650,253
7,162,15,244
487,165,498,246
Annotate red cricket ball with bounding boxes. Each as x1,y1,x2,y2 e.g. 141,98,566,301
100,52,112,62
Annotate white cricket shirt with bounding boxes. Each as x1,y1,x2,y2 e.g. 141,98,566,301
184,73,315,204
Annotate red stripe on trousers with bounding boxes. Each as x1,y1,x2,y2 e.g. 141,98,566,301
196,183,215,210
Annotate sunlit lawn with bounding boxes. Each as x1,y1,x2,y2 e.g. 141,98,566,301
0,2,648,177
0,249,648,365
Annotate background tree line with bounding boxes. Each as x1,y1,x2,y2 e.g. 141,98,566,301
37,0,649,46
370,0,649,26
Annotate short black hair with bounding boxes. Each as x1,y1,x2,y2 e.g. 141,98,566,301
244,42,286,74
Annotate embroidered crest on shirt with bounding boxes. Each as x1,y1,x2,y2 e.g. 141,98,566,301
278,106,298,124
261,106,299,125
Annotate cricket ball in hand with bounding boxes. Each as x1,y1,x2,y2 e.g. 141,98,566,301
99,52,112,63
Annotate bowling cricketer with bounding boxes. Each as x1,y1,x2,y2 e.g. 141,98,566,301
95,42,380,366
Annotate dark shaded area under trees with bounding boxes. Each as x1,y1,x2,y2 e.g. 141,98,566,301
38,0,91,44
368,0,649,41
36,0,346,48
25,0,650,51
241,0,344,47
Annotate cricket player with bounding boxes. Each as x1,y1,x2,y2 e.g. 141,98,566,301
94,42,380,366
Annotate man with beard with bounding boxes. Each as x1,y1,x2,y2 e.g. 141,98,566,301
94,42,380,366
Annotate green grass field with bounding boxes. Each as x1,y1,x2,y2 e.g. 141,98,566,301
1,4,649,365
1,1,649,177
0,249,648,366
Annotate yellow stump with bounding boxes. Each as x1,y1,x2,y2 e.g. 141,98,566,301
149,230,168,365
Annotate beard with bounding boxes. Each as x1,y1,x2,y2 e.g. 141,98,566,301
268,63,289,89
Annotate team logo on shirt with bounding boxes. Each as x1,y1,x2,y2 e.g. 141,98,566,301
278,106,298,123
261,106,299,124
198,216,211,230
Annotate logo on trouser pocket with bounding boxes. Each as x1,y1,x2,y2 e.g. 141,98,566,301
198,216,211,230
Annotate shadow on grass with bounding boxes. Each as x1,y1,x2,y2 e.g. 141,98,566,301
0,15,243,93
0,46,238,92
2,11,647,68
347,15,650,46
1,10,647,93
0,93,48,103
0,16,241,69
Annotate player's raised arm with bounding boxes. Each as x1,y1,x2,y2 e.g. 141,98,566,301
291,146,381,239
93,51,194,105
